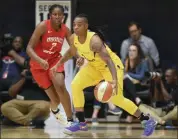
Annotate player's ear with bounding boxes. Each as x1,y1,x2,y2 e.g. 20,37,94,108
85,23,88,30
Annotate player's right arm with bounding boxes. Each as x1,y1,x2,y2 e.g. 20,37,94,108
26,21,48,68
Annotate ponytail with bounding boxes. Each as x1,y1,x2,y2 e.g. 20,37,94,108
88,25,108,43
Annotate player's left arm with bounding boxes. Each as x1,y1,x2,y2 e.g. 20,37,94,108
90,35,117,81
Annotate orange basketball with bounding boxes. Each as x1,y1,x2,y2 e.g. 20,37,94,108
94,81,113,103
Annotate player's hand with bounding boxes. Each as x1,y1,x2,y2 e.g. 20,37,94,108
111,80,118,96
21,69,28,77
39,59,49,70
76,57,84,67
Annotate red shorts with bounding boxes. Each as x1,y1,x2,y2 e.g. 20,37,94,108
30,57,64,89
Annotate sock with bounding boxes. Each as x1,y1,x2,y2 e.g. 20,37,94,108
67,118,74,122
51,108,60,114
138,113,149,121
76,112,85,122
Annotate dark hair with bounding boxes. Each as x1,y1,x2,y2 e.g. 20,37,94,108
75,13,88,23
75,13,108,43
49,4,64,14
126,43,145,71
128,21,141,30
131,42,144,59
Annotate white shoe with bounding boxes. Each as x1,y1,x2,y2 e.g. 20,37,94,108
50,109,68,125
55,112,68,125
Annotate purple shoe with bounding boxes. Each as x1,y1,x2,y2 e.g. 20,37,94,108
142,118,157,136
108,107,123,115
63,122,88,135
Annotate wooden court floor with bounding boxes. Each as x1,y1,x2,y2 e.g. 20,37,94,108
1,122,178,138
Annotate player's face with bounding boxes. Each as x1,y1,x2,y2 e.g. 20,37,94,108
128,45,138,60
129,25,141,41
50,8,64,26
73,17,88,36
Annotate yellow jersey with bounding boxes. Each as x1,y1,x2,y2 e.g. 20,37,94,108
74,31,124,71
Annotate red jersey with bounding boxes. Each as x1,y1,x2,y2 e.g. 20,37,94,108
30,20,67,69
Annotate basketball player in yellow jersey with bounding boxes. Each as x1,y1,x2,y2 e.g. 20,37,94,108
51,14,157,136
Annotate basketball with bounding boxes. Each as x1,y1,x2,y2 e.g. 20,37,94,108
94,81,113,103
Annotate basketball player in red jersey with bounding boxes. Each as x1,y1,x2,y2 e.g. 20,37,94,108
26,4,73,125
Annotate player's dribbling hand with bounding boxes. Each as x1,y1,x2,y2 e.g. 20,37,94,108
111,80,118,96
76,57,84,67
39,59,49,70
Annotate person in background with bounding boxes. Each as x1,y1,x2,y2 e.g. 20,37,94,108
120,21,160,67
0,34,27,117
1,69,50,126
12,36,27,58
139,68,178,126
123,43,149,123
0,36,28,97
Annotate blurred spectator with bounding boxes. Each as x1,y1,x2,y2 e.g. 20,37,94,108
1,69,50,126
0,34,25,66
123,43,149,123
120,21,160,67
12,36,27,57
0,35,26,117
139,68,178,125
0,36,27,92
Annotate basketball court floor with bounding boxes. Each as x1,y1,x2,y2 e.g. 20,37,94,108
1,116,177,139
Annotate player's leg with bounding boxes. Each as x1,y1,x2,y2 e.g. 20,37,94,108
101,69,140,117
30,68,60,110
49,58,73,123
44,86,68,124
50,71,73,123
30,68,65,124
64,65,102,134
102,67,157,136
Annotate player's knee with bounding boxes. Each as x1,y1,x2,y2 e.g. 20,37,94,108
51,73,65,89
